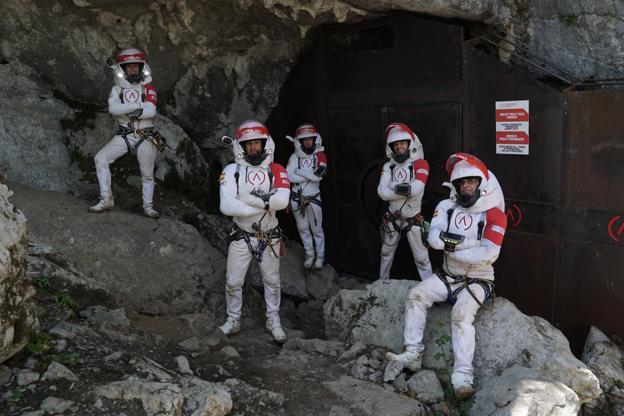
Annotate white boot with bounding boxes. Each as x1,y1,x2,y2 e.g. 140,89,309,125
219,317,240,336
265,316,286,344
143,206,160,218
304,256,314,269
88,198,114,213
385,349,422,372
454,384,474,401
314,256,324,271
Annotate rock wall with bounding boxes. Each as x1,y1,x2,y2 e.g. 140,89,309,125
0,0,622,194
0,183,38,364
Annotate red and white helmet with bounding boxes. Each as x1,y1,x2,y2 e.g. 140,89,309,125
291,123,324,157
226,120,275,167
445,152,504,211
112,47,152,87
385,122,423,163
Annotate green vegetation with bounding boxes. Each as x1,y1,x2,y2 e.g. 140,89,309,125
26,331,80,369
559,14,578,26
32,275,78,310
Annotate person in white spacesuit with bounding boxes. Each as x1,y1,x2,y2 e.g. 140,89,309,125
218,120,290,343
377,122,433,281
285,123,328,270
89,47,163,218
385,152,507,400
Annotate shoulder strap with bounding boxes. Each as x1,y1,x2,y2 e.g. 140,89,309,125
389,164,396,181
408,163,414,181
477,211,486,240
267,166,274,192
446,204,458,233
234,164,241,196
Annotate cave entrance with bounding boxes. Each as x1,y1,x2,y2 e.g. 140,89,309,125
269,13,463,279
267,12,624,353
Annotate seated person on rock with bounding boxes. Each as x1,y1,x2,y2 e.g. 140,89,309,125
385,153,507,400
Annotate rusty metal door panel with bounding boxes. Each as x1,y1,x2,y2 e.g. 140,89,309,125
495,233,557,319
325,14,463,107
563,207,624,246
462,45,565,323
557,240,624,351
503,200,558,236
557,89,624,353
564,90,624,211
463,46,564,204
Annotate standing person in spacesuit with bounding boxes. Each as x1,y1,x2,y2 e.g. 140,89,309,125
377,122,433,281
286,124,328,270
218,120,290,343
385,152,507,400
89,47,162,218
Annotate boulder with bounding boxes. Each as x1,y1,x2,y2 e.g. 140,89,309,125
0,183,38,364
324,280,601,403
471,366,580,416
12,183,225,315
95,379,184,416
582,326,624,415
324,375,425,416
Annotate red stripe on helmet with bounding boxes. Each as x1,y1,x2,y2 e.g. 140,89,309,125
116,53,145,64
445,152,489,179
296,126,318,137
385,122,415,142
236,126,269,140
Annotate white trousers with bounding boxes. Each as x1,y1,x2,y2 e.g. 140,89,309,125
379,221,432,281
403,275,486,388
292,199,324,259
225,237,281,321
94,135,157,208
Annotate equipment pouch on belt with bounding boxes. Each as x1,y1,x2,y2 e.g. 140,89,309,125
147,129,167,152
382,211,397,233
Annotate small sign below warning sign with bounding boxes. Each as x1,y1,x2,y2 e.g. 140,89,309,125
496,100,529,155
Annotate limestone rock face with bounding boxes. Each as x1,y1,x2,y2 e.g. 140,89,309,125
1,0,621,200
0,183,38,364
0,62,77,192
12,183,225,316
471,366,581,416
581,326,624,416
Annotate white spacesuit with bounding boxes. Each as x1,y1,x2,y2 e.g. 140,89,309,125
386,152,507,401
286,124,327,270
89,48,161,218
218,120,290,343
377,122,432,281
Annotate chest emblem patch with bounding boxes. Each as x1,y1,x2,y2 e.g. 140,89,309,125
247,170,267,186
123,89,140,103
454,212,473,231
394,167,408,182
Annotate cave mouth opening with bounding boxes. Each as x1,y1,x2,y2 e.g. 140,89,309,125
266,12,487,281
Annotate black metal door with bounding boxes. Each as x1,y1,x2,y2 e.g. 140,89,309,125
328,108,385,277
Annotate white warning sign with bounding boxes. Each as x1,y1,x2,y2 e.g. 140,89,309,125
496,100,529,155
